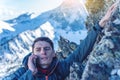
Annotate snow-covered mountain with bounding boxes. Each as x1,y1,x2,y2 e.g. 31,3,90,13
0,0,88,78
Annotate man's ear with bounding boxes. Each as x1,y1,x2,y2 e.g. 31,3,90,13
32,48,34,53
53,50,56,57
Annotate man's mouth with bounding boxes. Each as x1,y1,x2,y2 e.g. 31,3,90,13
41,57,48,60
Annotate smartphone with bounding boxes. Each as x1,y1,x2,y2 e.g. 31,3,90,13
33,57,39,67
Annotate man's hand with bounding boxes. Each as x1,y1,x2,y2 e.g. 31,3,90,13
99,2,118,28
28,54,38,75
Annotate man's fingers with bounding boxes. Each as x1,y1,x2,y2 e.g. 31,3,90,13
29,54,38,60
99,2,118,27
106,2,118,19
28,54,38,66
110,2,118,12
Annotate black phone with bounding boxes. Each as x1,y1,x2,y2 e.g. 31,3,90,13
33,57,39,67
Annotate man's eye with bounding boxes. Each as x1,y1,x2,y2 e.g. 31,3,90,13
44,47,50,50
36,49,40,51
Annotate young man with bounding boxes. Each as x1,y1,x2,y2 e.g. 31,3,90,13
8,3,117,80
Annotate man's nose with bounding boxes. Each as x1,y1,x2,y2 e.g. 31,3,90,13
41,48,46,55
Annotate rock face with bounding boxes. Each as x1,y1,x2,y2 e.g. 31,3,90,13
81,0,120,80
56,36,78,59
56,36,81,80
85,0,115,29
56,36,86,80
81,27,120,80
56,1,120,80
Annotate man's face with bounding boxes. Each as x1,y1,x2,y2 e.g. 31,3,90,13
33,41,55,68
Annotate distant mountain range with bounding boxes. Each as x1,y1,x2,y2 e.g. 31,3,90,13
0,0,88,78
0,0,88,58
0,1,88,78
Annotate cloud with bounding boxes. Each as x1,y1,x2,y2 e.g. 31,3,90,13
0,0,64,20
0,5,25,20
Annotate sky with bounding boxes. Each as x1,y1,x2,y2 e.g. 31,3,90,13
0,0,64,20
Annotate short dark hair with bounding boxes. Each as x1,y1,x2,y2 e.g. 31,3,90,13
32,37,54,50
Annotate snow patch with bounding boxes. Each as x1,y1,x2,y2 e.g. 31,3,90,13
0,21,15,33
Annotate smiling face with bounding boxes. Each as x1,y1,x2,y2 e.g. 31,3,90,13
33,41,55,68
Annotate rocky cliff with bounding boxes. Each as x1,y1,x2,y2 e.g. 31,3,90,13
81,0,120,80
59,0,120,80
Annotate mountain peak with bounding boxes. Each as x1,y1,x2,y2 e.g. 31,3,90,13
57,0,88,23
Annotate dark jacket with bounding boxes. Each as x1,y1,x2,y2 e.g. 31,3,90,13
9,23,103,80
